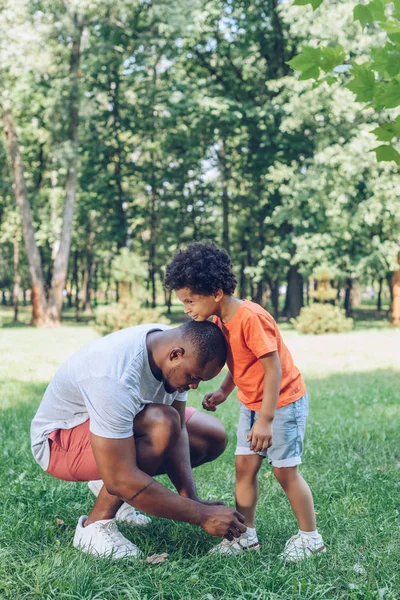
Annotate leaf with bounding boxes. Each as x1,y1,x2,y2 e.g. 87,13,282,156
371,46,400,76
293,0,324,9
371,123,396,141
146,552,169,565
365,0,386,21
381,20,400,33
374,80,400,109
299,65,320,79
320,46,347,72
287,46,321,72
354,5,373,27
387,51,400,76
372,144,400,164
345,64,375,101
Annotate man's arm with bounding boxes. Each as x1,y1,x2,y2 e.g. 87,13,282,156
90,432,246,538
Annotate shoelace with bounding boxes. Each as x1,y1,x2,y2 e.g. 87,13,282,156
285,533,302,549
100,521,132,550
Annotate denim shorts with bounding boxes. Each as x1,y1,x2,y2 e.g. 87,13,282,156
235,393,309,467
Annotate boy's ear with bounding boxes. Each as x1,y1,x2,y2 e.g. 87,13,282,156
213,289,224,302
170,347,185,361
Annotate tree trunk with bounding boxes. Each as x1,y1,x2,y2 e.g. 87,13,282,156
268,277,279,319
344,278,352,317
254,280,264,305
285,265,303,319
47,12,83,324
377,277,383,312
350,280,362,309
218,139,230,254
3,108,49,326
12,236,21,322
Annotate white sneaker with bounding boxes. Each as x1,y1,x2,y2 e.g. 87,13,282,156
88,480,151,527
279,532,326,562
73,516,142,559
209,531,260,556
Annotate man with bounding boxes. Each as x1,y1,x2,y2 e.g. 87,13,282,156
31,320,246,559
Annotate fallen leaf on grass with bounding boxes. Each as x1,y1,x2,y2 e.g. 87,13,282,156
146,552,168,565
55,516,65,526
264,472,271,478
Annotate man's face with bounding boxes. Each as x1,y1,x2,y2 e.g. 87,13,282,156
175,288,220,322
161,351,222,394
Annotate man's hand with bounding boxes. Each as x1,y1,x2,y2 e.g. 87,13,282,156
199,505,246,539
248,418,273,453
202,389,227,412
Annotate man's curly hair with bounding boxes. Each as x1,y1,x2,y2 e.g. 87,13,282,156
165,242,237,295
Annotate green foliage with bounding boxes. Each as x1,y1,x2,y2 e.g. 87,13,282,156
94,300,170,336
288,0,400,162
112,249,147,284
293,303,354,334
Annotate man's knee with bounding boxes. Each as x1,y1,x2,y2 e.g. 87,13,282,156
138,404,181,448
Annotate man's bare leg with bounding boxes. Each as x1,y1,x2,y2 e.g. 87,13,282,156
86,405,181,524
186,411,228,467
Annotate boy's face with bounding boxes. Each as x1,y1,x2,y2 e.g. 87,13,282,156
175,287,222,322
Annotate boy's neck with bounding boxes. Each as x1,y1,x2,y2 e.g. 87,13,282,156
216,295,243,324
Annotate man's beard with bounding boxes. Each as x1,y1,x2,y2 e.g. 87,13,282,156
161,365,180,393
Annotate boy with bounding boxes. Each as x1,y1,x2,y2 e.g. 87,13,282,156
165,242,325,561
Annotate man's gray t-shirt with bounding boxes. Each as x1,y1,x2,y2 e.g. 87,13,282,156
31,324,187,471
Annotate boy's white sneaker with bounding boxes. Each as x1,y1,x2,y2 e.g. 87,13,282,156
73,515,142,559
209,531,260,556
88,480,151,527
279,532,326,562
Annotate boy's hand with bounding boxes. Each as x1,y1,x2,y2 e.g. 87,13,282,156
202,389,227,412
248,418,273,453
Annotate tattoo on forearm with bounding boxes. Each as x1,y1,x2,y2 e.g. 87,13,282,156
127,480,155,503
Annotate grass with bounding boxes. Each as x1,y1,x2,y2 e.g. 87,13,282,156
0,323,399,599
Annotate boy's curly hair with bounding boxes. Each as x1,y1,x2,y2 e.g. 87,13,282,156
165,242,237,296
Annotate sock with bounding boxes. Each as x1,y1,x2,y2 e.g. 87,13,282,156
245,527,257,538
299,529,322,542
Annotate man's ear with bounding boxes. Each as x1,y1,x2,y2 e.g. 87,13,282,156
169,346,185,361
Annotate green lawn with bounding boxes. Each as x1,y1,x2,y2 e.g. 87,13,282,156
0,323,399,600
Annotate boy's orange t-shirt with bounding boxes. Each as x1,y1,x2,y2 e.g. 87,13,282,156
214,300,306,411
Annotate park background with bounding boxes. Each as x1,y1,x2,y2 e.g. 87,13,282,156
0,0,399,599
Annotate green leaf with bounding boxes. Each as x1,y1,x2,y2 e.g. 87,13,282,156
372,144,400,164
287,46,321,71
387,51,400,76
394,0,400,19
381,20,400,33
371,46,400,76
365,0,386,21
354,5,373,27
293,0,324,9
287,46,322,79
299,65,320,79
319,46,347,72
345,64,375,101
374,80,400,109
371,123,396,141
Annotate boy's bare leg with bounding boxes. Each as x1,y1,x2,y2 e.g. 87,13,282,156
235,454,264,527
273,466,316,531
